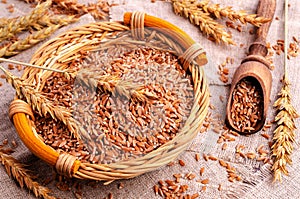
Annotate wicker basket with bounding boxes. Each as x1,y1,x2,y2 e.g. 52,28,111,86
8,12,210,182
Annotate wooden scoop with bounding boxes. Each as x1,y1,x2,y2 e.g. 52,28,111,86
225,0,276,134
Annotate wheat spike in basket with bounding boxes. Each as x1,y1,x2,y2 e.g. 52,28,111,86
8,12,210,182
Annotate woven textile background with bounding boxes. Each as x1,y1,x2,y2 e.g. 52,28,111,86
0,0,299,198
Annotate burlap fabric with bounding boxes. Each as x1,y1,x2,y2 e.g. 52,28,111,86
0,0,300,198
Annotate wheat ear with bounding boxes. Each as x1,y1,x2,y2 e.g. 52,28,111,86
0,0,51,42
0,147,56,199
0,65,86,140
172,0,235,45
0,21,75,58
76,69,156,103
1,14,78,30
271,78,298,182
34,14,78,29
271,0,299,182
197,0,271,27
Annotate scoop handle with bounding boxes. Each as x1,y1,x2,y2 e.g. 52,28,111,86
249,0,276,56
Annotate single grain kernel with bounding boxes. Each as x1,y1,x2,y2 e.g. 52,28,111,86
195,153,200,161
179,159,185,166
200,179,209,184
200,167,205,176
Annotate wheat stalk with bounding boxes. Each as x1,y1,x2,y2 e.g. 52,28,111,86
0,17,14,28
271,78,298,182
0,65,88,140
76,69,157,103
36,14,78,28
0,0,51,42
271,0,298,182
0,56,155,104
30,14,78,30
0,146,56,199
1,13,77,30
0,23,72,58
172,0,235,45
0,25,60,57
197,0,271,27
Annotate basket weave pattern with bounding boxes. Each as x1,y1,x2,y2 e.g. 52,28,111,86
9,12,210,182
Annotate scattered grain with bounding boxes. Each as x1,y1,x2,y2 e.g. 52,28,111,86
217,137,224,144
219,95,224,102
208,155,218,161
195,153,200,161
261,133,270,140
185,172,196,180
222,143,227,150
167,162,175,167
246,152,256,159
192,193,199,199
218,184,222,191
229,130,239,137
219,159,227,167
228,177,235,182
16,65,22,71
11,140,17,148
200,167,205,176
249,29,254,35
8,64,14,70
217,57,232,83
179,159,185,166
200,178,209,184
236,175,242,181
203,154,209,161
6,4,14,13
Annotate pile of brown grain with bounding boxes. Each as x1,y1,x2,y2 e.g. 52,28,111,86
34,46,195,164
230,77,263,133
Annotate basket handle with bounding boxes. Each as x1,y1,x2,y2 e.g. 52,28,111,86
123,12,208,69
9,99,80,177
